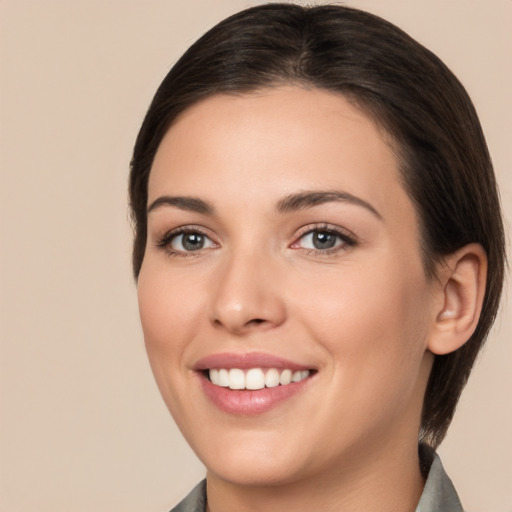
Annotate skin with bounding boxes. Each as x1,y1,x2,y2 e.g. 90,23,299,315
137,87,483,512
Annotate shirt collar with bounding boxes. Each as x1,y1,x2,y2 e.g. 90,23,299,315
415,444,464,512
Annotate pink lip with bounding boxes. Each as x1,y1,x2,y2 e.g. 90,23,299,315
194,352,311,371
199,375,311,415
194,352,315,416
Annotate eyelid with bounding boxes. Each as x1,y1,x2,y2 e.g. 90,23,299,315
156,224,219,256
171,232,216,251
156,224,208,245
290,223,357,252
293,222,355,238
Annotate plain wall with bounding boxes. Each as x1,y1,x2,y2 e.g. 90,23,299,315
1,1,510,511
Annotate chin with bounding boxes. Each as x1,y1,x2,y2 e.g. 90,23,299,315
206,457,304,488
189,429,309,487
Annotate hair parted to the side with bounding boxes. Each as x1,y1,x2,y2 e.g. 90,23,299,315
129,3,506,448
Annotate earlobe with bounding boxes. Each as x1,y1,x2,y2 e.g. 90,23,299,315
428,243,487,356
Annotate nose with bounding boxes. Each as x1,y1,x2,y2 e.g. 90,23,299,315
210,250,287,335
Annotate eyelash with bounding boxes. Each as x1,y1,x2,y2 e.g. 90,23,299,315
156,226,217,258
156,223,357,258
291,224,357,255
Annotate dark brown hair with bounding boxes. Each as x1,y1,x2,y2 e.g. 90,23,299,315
129,3,505,447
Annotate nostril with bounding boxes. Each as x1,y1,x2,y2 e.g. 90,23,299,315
213,317,266,329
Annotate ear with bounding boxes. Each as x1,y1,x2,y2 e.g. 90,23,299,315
427,243,488,356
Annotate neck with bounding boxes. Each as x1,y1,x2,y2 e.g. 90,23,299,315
205,439,425,512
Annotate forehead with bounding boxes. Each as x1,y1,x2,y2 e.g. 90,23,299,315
148,86,413,225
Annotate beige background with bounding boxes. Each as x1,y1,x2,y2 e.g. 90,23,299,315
1,1,510,511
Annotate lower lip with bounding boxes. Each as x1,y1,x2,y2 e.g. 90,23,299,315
199,373,311,415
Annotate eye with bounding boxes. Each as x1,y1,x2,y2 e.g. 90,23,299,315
300,231,340,250
156,227,217,256
291,225,356,253
170,231,215,252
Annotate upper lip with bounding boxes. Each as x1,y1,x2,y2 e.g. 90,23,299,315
194,352,313,371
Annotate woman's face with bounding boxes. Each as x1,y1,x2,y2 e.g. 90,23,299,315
138,87,439,486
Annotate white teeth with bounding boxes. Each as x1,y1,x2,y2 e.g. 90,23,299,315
228,368,245,390
208,367,311,390
218,369,229,387
264,368,280,388
209,368,230,387
279,369,292,385
245,368,265,390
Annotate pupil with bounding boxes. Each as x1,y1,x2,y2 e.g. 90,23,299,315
313,231,335,249
183,233,204,251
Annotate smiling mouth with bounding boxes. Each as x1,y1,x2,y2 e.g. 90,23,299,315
206,368,312,390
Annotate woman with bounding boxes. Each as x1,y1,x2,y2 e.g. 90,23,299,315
129,4,505,511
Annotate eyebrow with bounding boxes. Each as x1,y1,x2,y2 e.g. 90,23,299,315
275,190,382,219
147,196,214,215
147,190,381,219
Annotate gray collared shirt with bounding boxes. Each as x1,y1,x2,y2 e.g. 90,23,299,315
416,446,464,512
170,447,463,512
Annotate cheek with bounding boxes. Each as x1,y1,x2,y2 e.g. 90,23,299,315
304,274,431,449
294,260,432,389
137,264,203,371
136,264,211,427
